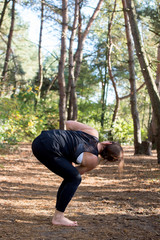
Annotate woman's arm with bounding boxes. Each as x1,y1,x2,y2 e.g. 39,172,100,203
76,153,99,175
65,120,99,138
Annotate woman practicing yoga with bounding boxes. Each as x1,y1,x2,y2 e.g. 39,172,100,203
32,121,124,227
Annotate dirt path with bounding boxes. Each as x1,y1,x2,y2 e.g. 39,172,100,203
0,144,160,240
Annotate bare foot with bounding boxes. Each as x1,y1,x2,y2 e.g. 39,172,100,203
52,216,78,226
52,210,78,227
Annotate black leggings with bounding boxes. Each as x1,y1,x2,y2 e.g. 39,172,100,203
32,136,82,212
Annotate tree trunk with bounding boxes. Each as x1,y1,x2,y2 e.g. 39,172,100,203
74,0,104,80
37,0,44,100
148,41,160,157
107,0,119,137
0,0,10,31
126,0,160,162
100,53,108,128
154,42,160,154
0,0,15,96
45,75,58,97
108,41,120,129
69,0,104,120
122,0,142,154
58,0,68,129
67,0,79,120
155,42,160,92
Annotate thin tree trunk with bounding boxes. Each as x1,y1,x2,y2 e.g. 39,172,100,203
0,0,10,31
67,0,79,120
58,0,68,129
100,52,108,128
126,0,160,163
45,75,58,97
69,0,104,120
11,53,19,98
74,0,104,81
107,0,119,132
37,0,44,100
0,0,15,96
122,0,142,154
108,43,120,126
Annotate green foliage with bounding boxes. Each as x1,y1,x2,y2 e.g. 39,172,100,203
78,98,135,143
0,3,38,93
78,99,102,123
111,117,134,144
77,59,100,99
0,0,158,147
110,116,148,144
0,89,59,144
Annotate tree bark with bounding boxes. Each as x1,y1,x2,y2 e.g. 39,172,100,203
122,0,142,154
45,75,58,97
37,0,44,100
74,0,104,81
69,0,104,120
0,0,10,31
148,41,160,157
107,0,119,135
126,0,160,162
155,42,160,92
126,0,160,120
0,0,15,96
100,47,108,128
108,42,120,128
58,0,68,129
155,42,160,93
67,0,79,120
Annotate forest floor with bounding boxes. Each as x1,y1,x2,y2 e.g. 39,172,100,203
0,144,160,240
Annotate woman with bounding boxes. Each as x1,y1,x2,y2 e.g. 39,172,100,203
32,121,124,227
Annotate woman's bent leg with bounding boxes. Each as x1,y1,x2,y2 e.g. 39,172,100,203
32,141,81,226
48,157,81,212
47,157,81,226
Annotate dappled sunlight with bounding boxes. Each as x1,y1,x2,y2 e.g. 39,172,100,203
0,144,160,239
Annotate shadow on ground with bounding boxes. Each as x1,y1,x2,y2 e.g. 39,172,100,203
0,145,160,240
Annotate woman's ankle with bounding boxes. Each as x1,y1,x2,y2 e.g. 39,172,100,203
54,209,64,219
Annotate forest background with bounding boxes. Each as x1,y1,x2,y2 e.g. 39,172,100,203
0,0,160,159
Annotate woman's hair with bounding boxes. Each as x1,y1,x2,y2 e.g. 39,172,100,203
100,142,123,161
100,142,124,175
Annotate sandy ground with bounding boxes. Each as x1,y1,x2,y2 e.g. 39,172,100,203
0,144,160,240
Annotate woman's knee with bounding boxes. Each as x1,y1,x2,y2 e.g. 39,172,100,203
71,172,82,186
76,173,82,185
